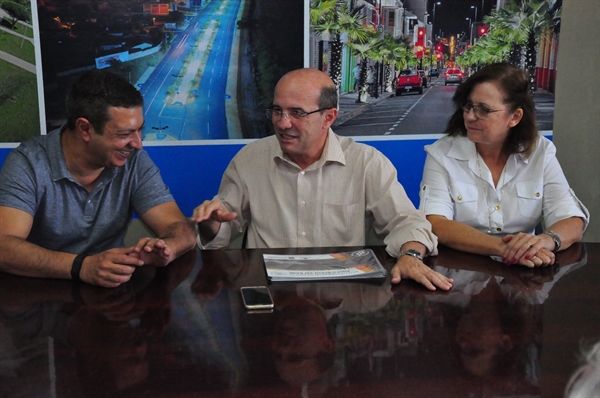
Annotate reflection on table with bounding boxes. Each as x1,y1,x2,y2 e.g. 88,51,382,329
0,243,597,397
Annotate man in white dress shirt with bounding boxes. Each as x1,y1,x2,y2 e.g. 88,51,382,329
191,68,452,291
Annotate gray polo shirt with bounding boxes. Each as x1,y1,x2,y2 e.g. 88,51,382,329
0,128,174,255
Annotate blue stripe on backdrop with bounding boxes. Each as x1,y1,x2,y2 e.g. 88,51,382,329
143,139,437,216
0,134,553,218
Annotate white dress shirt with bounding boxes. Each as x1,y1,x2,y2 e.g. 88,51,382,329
200,129,438,258
419,135,589,235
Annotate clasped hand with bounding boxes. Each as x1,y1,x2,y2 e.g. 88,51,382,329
501,233,555,268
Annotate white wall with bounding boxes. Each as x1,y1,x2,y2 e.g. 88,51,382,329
554,0,600,242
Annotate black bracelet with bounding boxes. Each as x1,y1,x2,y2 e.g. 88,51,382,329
71,253,87,282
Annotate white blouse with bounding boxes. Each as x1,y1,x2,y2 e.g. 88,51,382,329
419,135,589,236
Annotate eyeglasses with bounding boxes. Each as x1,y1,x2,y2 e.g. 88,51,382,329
265,108,332,121
461,102,508,120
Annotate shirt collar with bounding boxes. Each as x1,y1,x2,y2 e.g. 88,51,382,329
48,126,71,182
447,135,530,164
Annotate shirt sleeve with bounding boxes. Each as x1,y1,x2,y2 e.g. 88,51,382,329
419,151,456,220
198,156,248,249
196,221,232,249
0,147,37,216
540,141,590,230
365,151,438,257
130,150,175,216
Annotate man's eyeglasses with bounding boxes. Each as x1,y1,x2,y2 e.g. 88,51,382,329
265,108,332,121
461,101,507,120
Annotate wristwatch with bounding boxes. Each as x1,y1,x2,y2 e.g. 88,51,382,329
399,249,424,261
543,230,562,253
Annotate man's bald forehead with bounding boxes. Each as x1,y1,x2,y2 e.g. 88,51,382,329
277,68,335,89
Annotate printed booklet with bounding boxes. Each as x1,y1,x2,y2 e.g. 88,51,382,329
263,249,387,282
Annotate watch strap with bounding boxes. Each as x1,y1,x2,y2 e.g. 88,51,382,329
399,249,424,261
543,230,561,253
71,253,87,282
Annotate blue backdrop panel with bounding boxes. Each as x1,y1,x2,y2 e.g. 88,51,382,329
144,138,436,216
0,139,436,219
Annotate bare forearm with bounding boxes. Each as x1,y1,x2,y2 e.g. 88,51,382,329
542,217,585,252
159,220,196,257
0,235,74,280
428,216,504,256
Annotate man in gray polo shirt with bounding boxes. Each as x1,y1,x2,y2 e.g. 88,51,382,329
0,70,195,287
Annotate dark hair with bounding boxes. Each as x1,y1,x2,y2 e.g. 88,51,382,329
66,70,144,134
318,84,338,110
445,63,537,156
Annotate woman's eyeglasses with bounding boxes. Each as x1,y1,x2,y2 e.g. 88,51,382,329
461,102,507,120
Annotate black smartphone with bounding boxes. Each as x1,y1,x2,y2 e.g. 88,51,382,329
240,286,274,310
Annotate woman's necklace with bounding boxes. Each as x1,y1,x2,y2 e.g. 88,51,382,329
476,152,505,234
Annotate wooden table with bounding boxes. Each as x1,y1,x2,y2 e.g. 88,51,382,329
0,243,598,397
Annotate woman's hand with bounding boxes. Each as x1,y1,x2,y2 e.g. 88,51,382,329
502,233,555,267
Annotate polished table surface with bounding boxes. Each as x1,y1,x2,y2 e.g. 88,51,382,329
1,243,598,398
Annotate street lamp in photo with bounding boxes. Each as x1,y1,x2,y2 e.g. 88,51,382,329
433,2,441,37
471,5,478,22
465,17,472,45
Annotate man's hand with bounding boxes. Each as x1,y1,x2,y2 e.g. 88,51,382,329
390,255,453,291
190,199,237,242
191,199,237,224
80,247,144,288
131,237,175,267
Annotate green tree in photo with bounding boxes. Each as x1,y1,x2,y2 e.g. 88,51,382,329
1,1,30,29
461,0,560,92
311,0,370,93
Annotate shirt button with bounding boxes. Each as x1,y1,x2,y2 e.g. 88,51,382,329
301,200,306,206
300,171,305,175
87,200,91,203
457,195,462,201
535,192,540,197
496,228,502,232
495,205,500,210
422,186,426,191
301,231,306,236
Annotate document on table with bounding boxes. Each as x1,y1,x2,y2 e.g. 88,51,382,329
263,249,387,282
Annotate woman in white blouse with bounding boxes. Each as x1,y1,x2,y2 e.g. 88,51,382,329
419,63,588,267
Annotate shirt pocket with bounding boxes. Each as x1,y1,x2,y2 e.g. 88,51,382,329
322,202,363,244
449,181,479,222
516,180,543,220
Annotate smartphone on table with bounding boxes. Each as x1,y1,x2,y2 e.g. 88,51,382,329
240,286,274,311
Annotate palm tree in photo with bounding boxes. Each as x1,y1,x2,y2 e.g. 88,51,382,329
376,34,395,94
484,0,560,92
347,35,380,103
387,35,413,91
310,0,370,93
391,35,416,72
521,0,560,92
485,1,528,66
459,32,511,70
